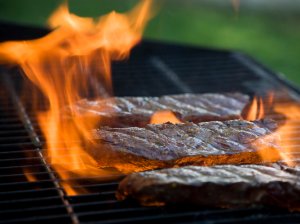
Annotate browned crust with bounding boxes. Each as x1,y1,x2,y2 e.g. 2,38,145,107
86,114,243,128
182,114,241,123
88,143,168,173
116,179,300,211
84,115,150,128
176,147,280,167
90,143,281,173
75,93,250,128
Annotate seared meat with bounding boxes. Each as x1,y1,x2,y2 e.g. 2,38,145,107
74,93,249,127
272,159,300,175
116,165,300,211
90,119,281,172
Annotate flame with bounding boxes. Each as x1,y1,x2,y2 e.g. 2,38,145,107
0,1,152,195
245,93,275,121
246,93,300,167
150,110,182,124
244,92,300,166
24,168,38,182
245,96,265,121
273,102,300,167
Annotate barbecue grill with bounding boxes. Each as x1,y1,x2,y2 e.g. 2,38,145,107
1,22,300,224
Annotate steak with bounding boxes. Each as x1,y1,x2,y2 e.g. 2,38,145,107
74,93,249,127
90,119,281,173
116,165,300,211
273,159,300,175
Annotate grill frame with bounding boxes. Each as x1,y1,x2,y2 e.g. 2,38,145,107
1,22,300,224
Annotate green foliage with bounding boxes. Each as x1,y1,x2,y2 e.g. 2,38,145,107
0,0,299,84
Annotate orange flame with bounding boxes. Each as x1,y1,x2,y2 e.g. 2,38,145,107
150,110,182,124
23,168,38,182
245,96,265,120
246,93,300,167
273,102,300,167
245,93,275,121
0,1,152,195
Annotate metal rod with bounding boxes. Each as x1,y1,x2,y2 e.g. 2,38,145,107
2,73,80,224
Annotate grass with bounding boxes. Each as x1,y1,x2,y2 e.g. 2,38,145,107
0,0,299,85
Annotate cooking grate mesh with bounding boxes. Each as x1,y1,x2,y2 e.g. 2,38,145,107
1,23,300,223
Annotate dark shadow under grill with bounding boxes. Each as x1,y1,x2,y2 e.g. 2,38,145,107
0,22,300,224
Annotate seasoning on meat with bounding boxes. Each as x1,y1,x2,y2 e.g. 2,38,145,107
74,93,250,127
90,119,281,172
116,165,300,211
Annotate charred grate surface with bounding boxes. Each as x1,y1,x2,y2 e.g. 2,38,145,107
1,23,300,223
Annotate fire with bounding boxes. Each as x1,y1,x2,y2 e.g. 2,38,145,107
23,167,38,182
245,96,265,120
273,102,300,166
245,92,300,167
0,1,152,195
150,110,182,124
245,93,275,121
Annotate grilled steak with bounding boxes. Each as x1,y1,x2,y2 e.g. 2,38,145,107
90,119,281,172
273,159,300,175
116,165,300,211
75,93,249,127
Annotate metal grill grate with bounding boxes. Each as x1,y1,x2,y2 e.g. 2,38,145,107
1,23,300,223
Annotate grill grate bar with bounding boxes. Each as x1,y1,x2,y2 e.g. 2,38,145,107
0,149,37,154
2,73,80,224
0,170,53,178
81,209,296,224
0,157,42,162
0,204,68,215
0,203,160,218
0,142,34,147
0,195,60,205
0,214,72,224
0,188,63,197
197,214,300,224
0,163,46,170
0,130,28,136
79,210,251,224
0,168,123,183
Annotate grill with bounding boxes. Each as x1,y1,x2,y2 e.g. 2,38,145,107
1,22,300,224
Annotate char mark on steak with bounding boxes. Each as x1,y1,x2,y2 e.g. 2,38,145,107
90,119,281,173
74,93,249,127
116,165,300,211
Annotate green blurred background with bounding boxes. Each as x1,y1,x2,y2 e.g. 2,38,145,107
0,0,299,85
